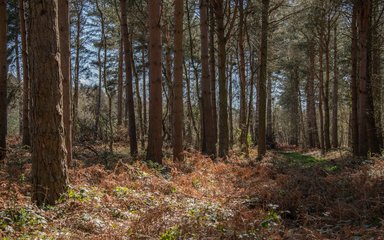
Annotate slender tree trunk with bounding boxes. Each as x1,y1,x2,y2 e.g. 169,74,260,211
59,0,72,164
30,0,68,205
95,40,102,139
215,0,229,158
146,0,163,163
332,24,339,148
96,0,113,152
319,26,325,153
200,0,215,156
19,0,30,146
228,58,234,148
15,30,23,136
0,0,7,160
209,4,218,149
266,73,273,146
257,0,270,159
238,0,248,153
130,41,144,149
324,22,331,151
121,0,138,155
351,2,359,156
142,44,147,140
164,22,172,143
173,0,184,160
117,35,124,126
306,39,319,148
73,2,83,132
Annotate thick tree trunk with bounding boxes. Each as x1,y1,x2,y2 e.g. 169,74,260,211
173,0,184,160
146,0,163,163
357,0,370,157
331,24,339,148
30,0,68,205
59,0,72,164
257,0,270,159
121,0,138,155
238,0,248,153
0,0,6,160
19,0,31,146
215,0,229,158
351,2,359,156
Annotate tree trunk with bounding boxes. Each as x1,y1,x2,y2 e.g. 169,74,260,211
331,24,339,148
121,0,138,155
306,39,319,148
351,2,359,156
0,0,6,160
238,0,248,153
228,58,234,148
164,22,172,144
146,0,163,164
215,0,229,158
30,0,68,205
257,0,270,159
73,1,83,133
15,30,23,136
130,41,144,149
173,0,184,160
58,0,72,164
357,0,369,157
142,44,147,141
324,23,331,151
209,4,218,149
117,35,124,126
266,73,273,147
19,0,30,146
319,25,325,153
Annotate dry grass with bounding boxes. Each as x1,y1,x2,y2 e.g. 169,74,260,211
1,138,384,239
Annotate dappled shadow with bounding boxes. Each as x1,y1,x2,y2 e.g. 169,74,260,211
242,150,384,238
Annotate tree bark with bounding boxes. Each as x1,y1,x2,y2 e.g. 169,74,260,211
173,0,184,160
121,0,138,155
117,35,124,126
209,4,218,149
215,0,229,158
73,1,83,132
357,0,370,157
351,2,359,156
306,39,319,148
58,0,72,164
238,0,248,153
0,0,6,160
30,0,68,205
19,0,31,146
257,0,270,159
331,24,338,148
146,0,163,164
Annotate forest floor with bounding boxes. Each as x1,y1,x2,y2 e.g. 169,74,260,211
1,139,384,239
